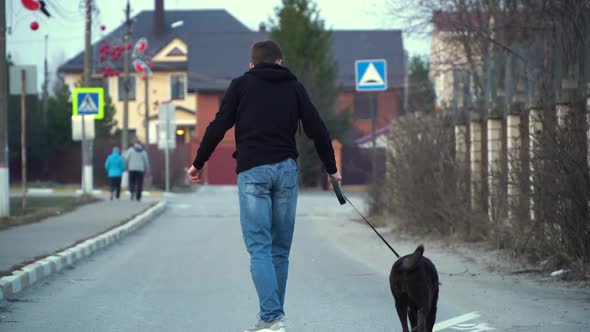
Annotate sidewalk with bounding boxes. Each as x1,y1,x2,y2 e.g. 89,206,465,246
0,198,158,273
9,187,168,197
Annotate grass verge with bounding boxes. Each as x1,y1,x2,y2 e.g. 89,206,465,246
0,195,100,230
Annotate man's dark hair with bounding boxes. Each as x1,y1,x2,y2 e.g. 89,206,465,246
251,40,283,65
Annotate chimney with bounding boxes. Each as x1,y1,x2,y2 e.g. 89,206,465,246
155,0,165,37
258,22,267,33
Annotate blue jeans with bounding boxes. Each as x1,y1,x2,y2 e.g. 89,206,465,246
238,158,298,321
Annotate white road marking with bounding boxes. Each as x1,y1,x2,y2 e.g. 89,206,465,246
452,322,496,331
434,312,494,331
171,204,191,209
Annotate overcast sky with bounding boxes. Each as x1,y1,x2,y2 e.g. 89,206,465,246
5,0,430,89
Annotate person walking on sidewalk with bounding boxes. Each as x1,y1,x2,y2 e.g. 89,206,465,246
187,40,342,332
104,147,126,200
125,141,150,201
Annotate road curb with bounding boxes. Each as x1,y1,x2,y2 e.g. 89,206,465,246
0,200,167,301
10,188,172,196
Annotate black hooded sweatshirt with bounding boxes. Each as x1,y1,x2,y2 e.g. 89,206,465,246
192,63,337,175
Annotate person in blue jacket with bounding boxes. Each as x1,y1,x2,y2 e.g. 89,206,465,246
104,147,126,200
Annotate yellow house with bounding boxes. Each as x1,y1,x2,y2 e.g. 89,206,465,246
58,5,253,146
61,37,197,145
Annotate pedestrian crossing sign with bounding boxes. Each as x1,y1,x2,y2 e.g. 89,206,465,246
355,59,387,92
72,87,104,120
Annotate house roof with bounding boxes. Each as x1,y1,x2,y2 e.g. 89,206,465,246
59,10,405,91
185,31,268,92
59,9,249,74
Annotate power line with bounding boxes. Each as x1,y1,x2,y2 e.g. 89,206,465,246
8,36,84,43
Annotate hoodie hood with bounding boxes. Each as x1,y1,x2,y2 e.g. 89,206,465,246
245,63,297,82
133,146,144,152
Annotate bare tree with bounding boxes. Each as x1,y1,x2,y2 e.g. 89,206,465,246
375,0,590,277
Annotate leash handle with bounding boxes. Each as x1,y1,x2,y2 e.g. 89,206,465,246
329,176,347,205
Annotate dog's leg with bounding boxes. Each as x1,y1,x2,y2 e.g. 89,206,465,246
395,301,410,332
426,291,438,331
417,309,427,332
426,309,436,332
408,306,418,331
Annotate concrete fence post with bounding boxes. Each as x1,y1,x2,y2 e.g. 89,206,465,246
487,117,503,220
587,86,590,185
528,109,543,221
470,118,483,211
506,113,521,221
455,124,467,164
556,103,571,128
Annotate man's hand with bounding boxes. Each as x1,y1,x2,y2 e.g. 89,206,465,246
329,172,342,184
187,165,202,184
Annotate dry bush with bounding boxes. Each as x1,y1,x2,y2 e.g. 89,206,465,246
510,105,590,267
373,113,484,237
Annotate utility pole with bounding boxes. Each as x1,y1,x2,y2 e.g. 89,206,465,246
370,93,377,182
144,76,150,146
122,0,131,152
0,0,10,217
42,34,49,178
121,0,132,189
81,0,92,194
144,75,149,145
20,69,27,209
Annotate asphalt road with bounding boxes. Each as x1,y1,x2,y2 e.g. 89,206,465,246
1,186,589,332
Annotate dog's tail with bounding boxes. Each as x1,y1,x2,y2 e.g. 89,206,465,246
401,245,424,270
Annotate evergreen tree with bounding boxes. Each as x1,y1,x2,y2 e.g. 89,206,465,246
407,56,435,114
271,0,352,187
95,94,118,139
45,84,74,155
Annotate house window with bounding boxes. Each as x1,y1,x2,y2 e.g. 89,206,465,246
354,94,372,119
171,75,185,100
118,76,136,101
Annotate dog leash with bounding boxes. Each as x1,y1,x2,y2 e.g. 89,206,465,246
329,177,400,258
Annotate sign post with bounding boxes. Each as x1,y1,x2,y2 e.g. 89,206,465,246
72,87,104,194
20,70,27,208
355,59,387,182
9,65,36,209
158,103,176,192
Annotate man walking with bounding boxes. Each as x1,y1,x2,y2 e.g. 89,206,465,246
104,147,125,200
126,141,150,201
187,40,342,332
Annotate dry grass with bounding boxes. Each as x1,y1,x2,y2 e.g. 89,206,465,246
0,195,100,230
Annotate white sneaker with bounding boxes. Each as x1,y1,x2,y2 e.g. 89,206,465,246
244,315,286,332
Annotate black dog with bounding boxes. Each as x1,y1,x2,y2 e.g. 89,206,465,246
389,245,439,332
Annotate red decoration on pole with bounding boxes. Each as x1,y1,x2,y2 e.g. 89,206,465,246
21,0,41,11
100,25,106,31
138,40,147,53
21,0,51,17
133,60,147,73
30,21,39,31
